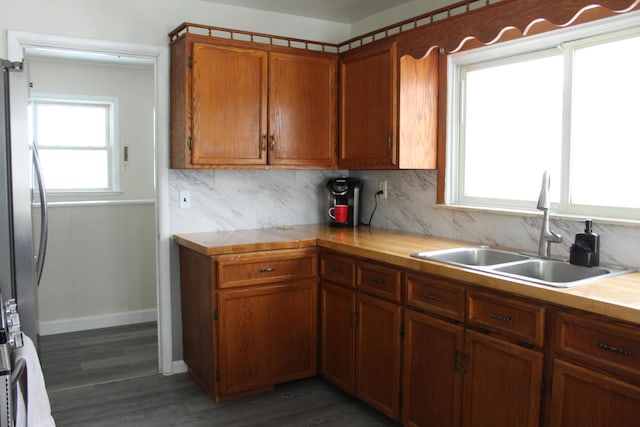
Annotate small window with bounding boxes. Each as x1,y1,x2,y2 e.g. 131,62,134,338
30,96,119,193
448,19,640,221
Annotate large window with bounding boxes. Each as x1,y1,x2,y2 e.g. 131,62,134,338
30,95,119,193
447,16,640,221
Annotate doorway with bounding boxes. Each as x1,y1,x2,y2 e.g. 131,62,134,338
7,31,172,374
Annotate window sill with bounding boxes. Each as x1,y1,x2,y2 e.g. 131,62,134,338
433,203,640,228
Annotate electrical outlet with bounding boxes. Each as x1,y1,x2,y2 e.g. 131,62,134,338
179,190,191,209
378,180,388,199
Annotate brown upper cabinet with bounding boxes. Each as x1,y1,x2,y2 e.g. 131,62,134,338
339,41,398,169
170,24,437,170
339,41,438,170
170,29,338,169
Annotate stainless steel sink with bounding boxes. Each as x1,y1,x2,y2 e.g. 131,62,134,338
412,246,529,266
411,246,635,288
492,259,617,287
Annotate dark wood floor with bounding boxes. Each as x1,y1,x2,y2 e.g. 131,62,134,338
39,323,400,426
39,322,159,392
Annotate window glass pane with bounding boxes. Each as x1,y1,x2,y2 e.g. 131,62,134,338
36,103,108,148
38,149,109,190
462,54,564,202
570,35,640,209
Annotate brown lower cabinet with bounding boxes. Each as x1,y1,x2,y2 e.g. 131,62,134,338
402,282,544,427
179,246,318,401
402,309,464,427
320,254,402,421
217,280,318,396
356,293,402,419
178,244,640,426
548,311,640,426
320,283,356,394
320,283,402,420
549,359,640,426
461,330,543,427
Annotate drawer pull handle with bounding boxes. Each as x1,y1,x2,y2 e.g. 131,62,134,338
489,312,513,323
368,277,384,285
422,293,442,303
598,343,633,357
259,267,277,273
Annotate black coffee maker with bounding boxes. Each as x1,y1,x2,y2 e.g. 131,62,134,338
326,177,363,227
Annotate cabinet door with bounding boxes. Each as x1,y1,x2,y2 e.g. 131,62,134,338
340,41,397,169
356,293,402,420
217,279,317,396
269,52,337,167
549,359,640,427
398,50,438,169
403,310,464,427
191,43,267,166
320,283,356,394
461,330,543,427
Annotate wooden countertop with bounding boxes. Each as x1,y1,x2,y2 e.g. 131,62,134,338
174,224,640,326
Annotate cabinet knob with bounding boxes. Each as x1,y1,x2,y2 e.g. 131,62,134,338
270,135,275,151
261,135,267,151
260,267,277,273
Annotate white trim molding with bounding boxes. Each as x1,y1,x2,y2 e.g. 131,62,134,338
39,308,157,336
172,360,188,375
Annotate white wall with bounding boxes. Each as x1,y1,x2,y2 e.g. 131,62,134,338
28,58,156,201
37,203,157,334
28,57,158,334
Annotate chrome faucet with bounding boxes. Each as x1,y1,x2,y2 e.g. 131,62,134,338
537,171,562,257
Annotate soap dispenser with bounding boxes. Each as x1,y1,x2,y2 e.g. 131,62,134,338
569,219,600,267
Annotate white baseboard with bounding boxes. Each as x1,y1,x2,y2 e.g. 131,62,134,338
171,360,188,374
38,308,157,336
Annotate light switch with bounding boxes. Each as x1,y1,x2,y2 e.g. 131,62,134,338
179,190,191,209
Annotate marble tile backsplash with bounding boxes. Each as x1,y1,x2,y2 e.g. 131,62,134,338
168,168,639,268
351,170,640,269
169,169,348,234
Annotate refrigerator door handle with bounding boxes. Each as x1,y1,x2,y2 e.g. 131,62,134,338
32,144,48,286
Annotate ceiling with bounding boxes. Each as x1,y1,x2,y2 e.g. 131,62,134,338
202,0,417,23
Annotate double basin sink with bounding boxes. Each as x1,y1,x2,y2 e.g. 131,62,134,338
411,246,635,288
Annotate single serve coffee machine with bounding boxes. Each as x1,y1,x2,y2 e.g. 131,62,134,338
326,177,362,227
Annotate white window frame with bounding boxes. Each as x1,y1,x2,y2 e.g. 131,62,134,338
446,11,640,222
31,93,120,194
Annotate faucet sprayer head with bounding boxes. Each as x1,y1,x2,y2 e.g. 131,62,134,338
537,170,550,210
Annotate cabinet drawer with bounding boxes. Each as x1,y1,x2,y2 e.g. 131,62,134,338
405,273,465,321
357,261,402,302
467,290,545,347
556,312,640,380
218,248,317,288
320,252,356,287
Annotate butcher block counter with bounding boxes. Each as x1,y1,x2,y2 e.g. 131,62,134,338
174,224,640,325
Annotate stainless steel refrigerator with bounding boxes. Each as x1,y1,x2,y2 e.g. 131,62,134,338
1,58,48,343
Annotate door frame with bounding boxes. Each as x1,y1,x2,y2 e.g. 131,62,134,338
7,30,174,374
